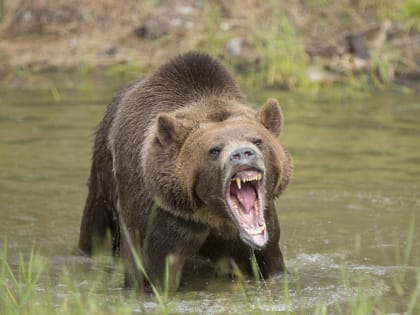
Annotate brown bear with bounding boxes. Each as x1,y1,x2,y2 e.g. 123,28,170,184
78,52,293,291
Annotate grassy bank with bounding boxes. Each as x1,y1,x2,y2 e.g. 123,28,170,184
0,0,419,92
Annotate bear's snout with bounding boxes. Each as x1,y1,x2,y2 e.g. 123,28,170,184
222,143,265,177
229,147,257,168
229,147,257,166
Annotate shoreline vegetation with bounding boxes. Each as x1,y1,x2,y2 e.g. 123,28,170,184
1,218,419,314
0,0,419,93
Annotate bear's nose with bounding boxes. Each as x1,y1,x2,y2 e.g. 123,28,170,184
230,147,256,162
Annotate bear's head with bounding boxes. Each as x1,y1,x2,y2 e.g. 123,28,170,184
142,98,293,248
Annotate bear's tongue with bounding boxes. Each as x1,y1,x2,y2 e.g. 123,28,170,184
231,182,256,214
237,185,256,214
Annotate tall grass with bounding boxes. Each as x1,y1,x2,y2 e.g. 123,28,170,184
1,242,44,315
195,1,311,91
250,1,310,91
330,217,420,315
1,217,418,314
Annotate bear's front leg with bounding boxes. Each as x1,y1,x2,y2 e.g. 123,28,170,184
254,240,285,278
143,209,210,291
122,208,210,292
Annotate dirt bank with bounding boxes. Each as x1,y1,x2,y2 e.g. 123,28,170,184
0,0,419,90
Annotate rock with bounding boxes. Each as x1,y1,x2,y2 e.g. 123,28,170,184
306,66,339,83
133,18,169,40
346,34,370,60
224,37,260,64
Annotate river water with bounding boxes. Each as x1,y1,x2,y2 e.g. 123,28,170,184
0,88,419,314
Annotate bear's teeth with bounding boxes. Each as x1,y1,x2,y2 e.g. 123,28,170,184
231,198,239,211
245,224,265,235
236,177,242,190
231,172,262,189
254,200,259,215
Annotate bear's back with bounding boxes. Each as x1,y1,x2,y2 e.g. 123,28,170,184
123,53,245,115
148,52,244,102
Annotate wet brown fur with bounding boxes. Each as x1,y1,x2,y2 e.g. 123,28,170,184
78,52,293,291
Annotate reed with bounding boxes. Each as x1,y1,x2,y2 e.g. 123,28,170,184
0,217,418,314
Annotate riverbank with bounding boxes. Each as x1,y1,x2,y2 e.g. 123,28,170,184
1,0,419,91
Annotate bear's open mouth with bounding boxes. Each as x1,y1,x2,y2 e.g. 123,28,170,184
226,167,268,248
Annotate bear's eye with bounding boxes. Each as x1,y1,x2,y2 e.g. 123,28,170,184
253,139,263,149
208,147,222,159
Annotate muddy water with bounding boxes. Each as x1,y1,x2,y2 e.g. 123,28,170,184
0,89,419,313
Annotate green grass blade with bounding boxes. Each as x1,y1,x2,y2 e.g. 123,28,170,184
403,214,415,265
408,272,420,314
120,220,168,314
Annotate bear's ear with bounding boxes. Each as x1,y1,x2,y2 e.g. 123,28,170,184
156,113,185,146
256,98,283,136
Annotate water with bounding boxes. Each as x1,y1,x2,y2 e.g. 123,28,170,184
0,88,419,313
